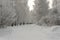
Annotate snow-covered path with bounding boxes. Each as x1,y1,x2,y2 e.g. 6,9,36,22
0,24,60,40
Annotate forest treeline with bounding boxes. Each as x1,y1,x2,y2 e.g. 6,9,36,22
0,0,60,27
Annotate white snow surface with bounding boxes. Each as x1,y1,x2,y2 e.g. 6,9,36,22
0,24,60,40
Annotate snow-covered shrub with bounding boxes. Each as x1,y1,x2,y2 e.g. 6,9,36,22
37,8,60,26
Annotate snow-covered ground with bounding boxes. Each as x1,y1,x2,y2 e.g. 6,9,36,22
0,24,60,40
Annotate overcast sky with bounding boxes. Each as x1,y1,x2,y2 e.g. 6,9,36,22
27,0,53,11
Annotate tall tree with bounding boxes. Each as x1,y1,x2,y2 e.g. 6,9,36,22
16,0,28,24
53,0,60,13
0,0,17,26
32,0,48,23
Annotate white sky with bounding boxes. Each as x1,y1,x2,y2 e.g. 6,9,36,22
47,0,53,9
27,0,35,11
27,0,53,11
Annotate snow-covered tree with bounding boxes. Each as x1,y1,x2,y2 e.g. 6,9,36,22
32,0,48,23
16,0,28,24
37,0,60,26
0,0,17,26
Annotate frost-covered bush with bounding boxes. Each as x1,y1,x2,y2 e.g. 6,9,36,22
37,16,56,26
37,8,60,26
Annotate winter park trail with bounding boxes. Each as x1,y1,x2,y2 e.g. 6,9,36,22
0,24,60,40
